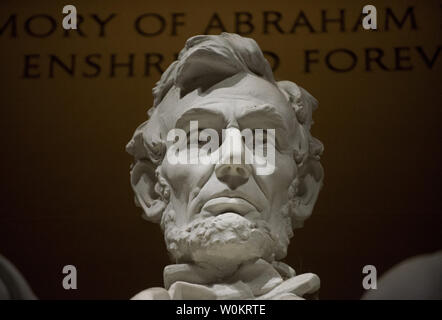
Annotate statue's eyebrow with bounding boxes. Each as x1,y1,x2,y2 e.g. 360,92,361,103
175,107,225,131
237,104,288,134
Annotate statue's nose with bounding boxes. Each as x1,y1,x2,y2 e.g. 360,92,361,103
215,127,252,189
215,162,252,189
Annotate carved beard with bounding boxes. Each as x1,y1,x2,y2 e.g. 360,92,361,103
161,202,293,275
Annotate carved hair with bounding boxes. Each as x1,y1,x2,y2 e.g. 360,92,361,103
126,33,323,229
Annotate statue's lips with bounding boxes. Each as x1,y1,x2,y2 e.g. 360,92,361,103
202,197,258,216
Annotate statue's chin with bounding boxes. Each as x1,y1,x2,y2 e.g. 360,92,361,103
164,212,276,275
192,227,275,272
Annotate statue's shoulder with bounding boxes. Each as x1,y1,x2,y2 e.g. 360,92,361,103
131,287,170,300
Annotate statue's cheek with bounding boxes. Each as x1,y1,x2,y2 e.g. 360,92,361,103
161,161,214,195
256,153,296,200
275,153,297,182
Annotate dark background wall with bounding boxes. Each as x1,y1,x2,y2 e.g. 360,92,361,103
0,0,441,299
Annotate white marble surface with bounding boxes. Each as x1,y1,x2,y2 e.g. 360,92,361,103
127,33,324,300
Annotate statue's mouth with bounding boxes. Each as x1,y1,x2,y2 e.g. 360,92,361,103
202,196,259,217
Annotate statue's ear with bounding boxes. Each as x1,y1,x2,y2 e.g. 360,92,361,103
292,157,324,229
130,160,166,224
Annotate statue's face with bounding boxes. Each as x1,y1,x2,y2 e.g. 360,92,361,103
159,73,299,271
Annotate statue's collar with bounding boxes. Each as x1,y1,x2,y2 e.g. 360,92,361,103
162,259,319,299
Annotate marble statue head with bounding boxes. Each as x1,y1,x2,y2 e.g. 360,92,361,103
127,33,323,276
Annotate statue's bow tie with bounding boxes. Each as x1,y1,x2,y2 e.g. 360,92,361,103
132,259,320,300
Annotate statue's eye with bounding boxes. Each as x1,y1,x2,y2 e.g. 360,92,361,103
253,129,268,146
241,129,270,151
199,134,211,147
197,129,208,147
186,129,211,148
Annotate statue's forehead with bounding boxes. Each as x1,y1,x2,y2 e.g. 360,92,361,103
157,74,291,130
